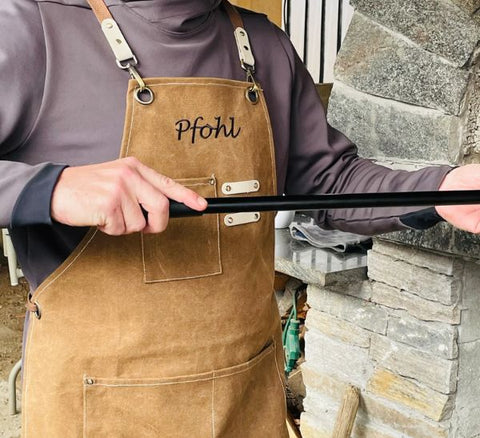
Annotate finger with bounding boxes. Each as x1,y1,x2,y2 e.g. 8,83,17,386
97,206,127,236
141,194,171,234
128,173,172,233
134,163,208,211
121,197,147,234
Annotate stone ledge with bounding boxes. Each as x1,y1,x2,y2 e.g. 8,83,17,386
380,222,480,259
367,250,460,305
371,239,464,275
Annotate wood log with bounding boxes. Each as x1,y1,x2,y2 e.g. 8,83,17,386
332,385,360,438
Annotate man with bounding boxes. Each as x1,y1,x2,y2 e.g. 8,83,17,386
1,0,478,436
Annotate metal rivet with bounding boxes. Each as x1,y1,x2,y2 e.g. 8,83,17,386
225,185,232,192
85,378,94,385
116,39,122,45
209,179,215,185
105,22,113,29
227,217,234,224
240,30,245,36
254,213,260,220
253,182,259,189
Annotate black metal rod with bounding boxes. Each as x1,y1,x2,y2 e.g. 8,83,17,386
169,190,480,218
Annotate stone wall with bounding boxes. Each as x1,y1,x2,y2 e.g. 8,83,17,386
301,240,480,437
301,1,480,437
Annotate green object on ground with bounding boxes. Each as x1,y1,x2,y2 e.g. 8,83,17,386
283,291,301,375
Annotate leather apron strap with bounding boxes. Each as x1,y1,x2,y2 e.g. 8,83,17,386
87,0,113,23
85,0,261,104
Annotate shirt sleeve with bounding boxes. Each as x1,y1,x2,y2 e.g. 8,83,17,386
0,0,67,228
280,33,452,235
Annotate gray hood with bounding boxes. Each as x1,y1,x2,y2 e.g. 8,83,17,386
35,0,224,32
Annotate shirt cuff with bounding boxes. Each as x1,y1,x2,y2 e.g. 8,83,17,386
10,164,68,227
399,207,445,230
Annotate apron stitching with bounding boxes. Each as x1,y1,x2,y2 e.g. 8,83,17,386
144,269,222,283
22,317,36,436
272,339,287,400
83,379,87,438
140,231,148,282
211,373,216,438
142,178,222,283
85,346,274,387
124,90,136,157
146,82,253,91
33,230,99,302
258,93,278,195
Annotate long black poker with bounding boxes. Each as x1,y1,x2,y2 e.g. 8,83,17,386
167,190,480,218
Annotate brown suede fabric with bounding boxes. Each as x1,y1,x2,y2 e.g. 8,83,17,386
22,76,287,437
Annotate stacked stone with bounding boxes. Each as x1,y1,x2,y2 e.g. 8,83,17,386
328,0,480,166
301,3,480,436
301,239,480,437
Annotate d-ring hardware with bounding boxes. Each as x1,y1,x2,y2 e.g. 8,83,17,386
134,87,155,105
129,65,155,105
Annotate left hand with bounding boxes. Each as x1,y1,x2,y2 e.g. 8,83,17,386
436,164,480,233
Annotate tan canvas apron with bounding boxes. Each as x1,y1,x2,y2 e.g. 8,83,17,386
22,1,288,437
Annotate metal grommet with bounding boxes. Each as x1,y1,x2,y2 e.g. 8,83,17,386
253,182,259,190
33,302,41,320
225,185,232,192
227,216,234,224
134,87,154,105
246,87,259,104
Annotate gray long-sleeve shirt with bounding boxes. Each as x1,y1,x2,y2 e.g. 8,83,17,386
1,0,451,290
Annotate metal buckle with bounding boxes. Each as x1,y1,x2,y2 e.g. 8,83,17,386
116,56,138,70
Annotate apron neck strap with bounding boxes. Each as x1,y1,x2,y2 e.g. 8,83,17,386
87,0,113,23
85,0,259,104
222,0,244,29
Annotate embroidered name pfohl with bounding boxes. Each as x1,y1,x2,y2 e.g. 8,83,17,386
175,116,241,144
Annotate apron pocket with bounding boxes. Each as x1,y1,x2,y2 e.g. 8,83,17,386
212,342,287,438
83,375,213,438
142,176,221,282
83,343,286,438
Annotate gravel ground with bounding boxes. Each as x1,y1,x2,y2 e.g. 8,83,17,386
0,253,26,438
0,381,21,438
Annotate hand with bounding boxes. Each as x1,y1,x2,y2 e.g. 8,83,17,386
436,164,480,233
51,157,207,235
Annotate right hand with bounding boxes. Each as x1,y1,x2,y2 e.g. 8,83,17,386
51,157,207,235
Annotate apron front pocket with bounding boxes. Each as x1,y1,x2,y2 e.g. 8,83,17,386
83,375,213,437
82,342,286,438
142,176,221,282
